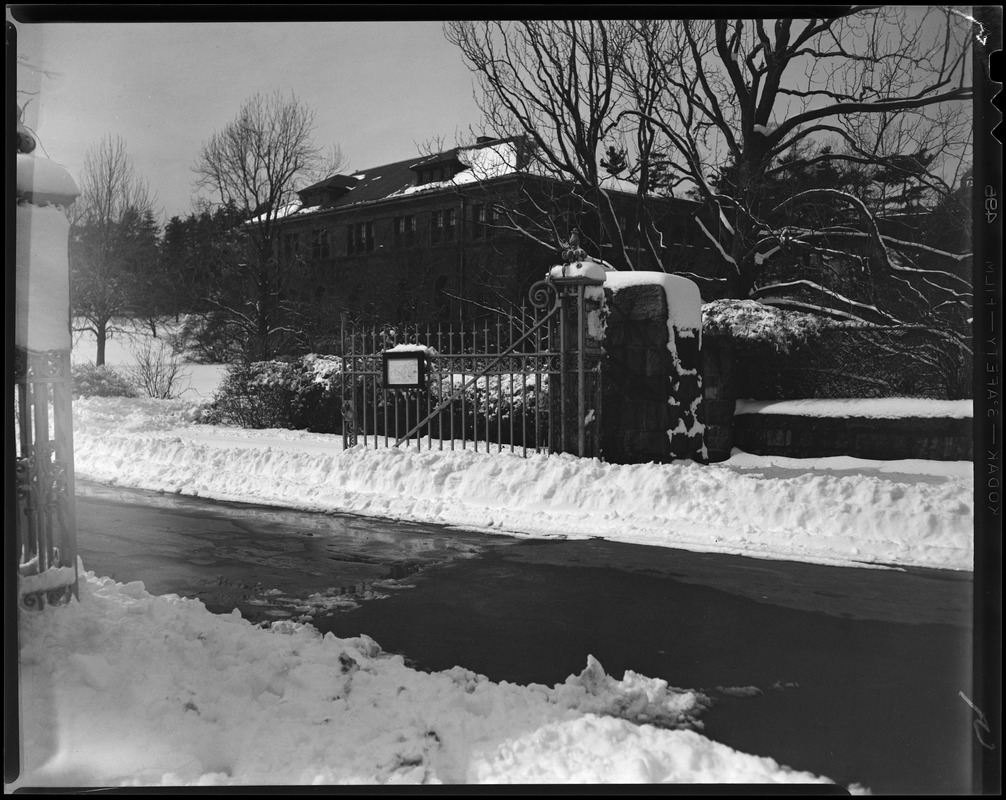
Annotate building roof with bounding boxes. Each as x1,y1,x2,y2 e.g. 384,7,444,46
271,136,694,224
303,174,362,192
303,154,418,208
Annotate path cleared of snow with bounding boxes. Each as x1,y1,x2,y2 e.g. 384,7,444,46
70,397,973,572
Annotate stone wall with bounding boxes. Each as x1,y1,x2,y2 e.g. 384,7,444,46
600,279,704,464
700,335,736,462
733,413,973,460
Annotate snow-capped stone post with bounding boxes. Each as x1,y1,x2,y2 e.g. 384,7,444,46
14,124,82,609
546,260,607,458
600,273,705,463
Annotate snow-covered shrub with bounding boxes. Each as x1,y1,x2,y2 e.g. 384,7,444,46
71,363,138,398
202,352,550,444
423,373,550,446
202,355,344,432
703,301,966,399
319,362,550,447
702,299,826,354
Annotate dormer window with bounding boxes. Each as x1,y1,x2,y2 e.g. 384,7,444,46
412,152,465,186
297,174,357,208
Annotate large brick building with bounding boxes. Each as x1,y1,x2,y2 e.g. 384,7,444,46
275,136,707,324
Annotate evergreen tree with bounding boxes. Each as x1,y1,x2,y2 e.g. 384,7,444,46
600,144,627,177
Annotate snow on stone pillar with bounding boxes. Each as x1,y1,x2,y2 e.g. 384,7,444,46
600,272,705,464
14,125,82,609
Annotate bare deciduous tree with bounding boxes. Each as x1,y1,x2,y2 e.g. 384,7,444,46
447,13,974,369
69,135,157,365
618,11,973,328
445,20,653,270
193,90,346,360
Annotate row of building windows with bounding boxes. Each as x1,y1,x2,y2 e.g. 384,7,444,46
284,205,502,261
283,207,700,262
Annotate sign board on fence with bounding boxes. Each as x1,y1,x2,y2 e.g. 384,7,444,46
383,350,426,389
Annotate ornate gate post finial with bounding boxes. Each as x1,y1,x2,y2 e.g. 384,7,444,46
562,227,587,269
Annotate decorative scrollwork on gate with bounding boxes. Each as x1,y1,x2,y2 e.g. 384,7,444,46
14,348,27,382
19,584,75,612
16,348,67,382
15,455,38,512
528,279,557,310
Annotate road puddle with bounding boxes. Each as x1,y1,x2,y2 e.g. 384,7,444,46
76,481,517,624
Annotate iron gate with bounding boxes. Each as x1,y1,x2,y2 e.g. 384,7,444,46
14,348,80,608
339,274,603,458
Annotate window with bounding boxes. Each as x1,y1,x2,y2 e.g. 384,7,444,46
311,229,330,260
394,215,416,248
471,205,485,239
431,210,444,244
283,232,301,261
472,205,497,239
444,208,456,242
434,275,450,322
349,222,375,254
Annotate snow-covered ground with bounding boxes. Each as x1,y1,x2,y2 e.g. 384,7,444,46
70,395,973,572
11,322,971,789
70,319,224,400
12,563,846,789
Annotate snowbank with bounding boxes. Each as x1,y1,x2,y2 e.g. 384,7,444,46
11,566,837,788
736,398,973,419
70,397,974,571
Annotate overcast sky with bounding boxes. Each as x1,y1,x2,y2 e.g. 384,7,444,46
12,16,484,221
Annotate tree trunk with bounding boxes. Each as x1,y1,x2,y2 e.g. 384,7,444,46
96,321,107,366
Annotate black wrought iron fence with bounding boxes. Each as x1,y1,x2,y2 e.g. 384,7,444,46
339,301,560,455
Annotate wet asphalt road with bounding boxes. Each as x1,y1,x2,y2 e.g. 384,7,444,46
75,481,976,794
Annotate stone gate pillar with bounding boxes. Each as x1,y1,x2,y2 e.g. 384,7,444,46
13,125,81,609
599,272,705,464
700,335,737,462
